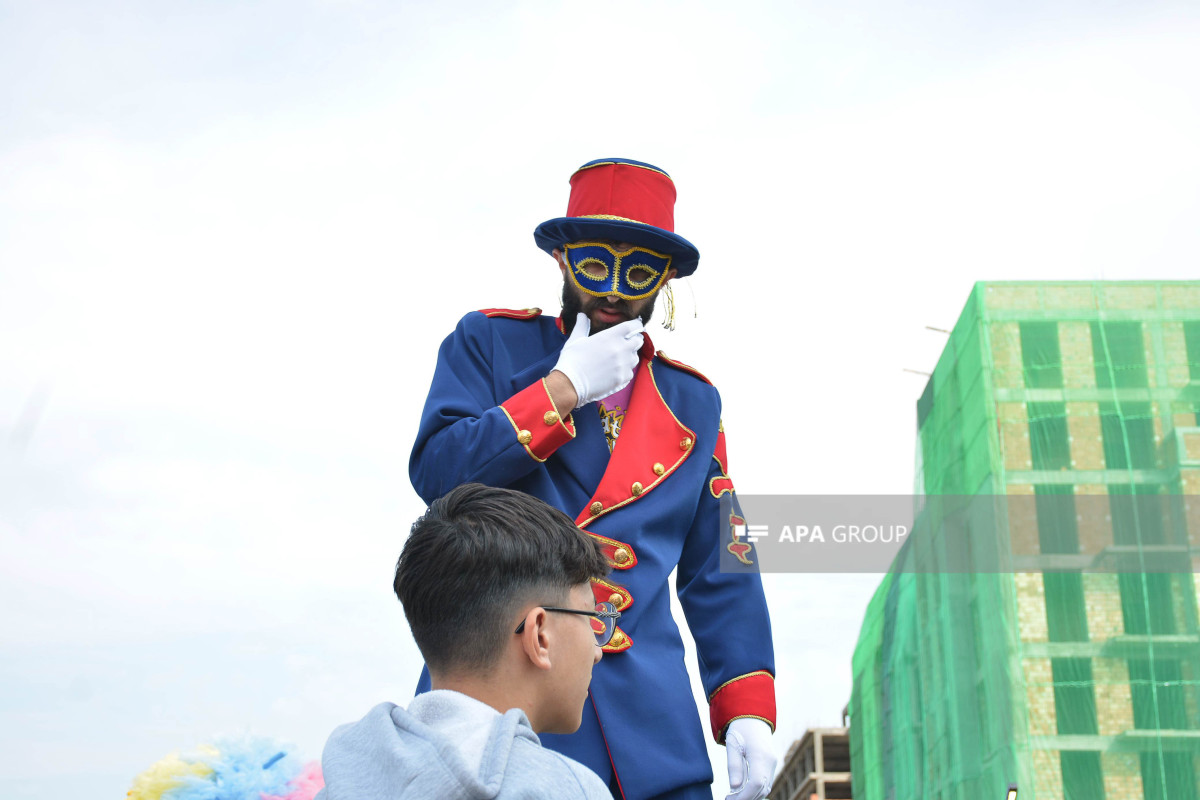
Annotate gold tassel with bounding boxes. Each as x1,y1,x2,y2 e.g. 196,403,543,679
661,282,676,331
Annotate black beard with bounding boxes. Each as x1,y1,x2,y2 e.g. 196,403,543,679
561,282,658,336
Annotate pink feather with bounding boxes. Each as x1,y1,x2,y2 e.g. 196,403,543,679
261,761,324,800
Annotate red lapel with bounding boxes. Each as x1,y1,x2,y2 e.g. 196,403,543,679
575,335,697,528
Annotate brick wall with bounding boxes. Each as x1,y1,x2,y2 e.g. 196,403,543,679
1023,657,1057,736
1008,483,1038,557
1016,572,1048,642
986,285,1042,311
1101,752,1143,798
1091,657,1134,735
1066,402,1105,470
1162,322,1193,387
992,321,1025,389
1075,484,1113,555
1161,284,1200,310
1083,573,1124,640
1031,749,1063,798
1102,285,1159,311
998,402,1032,471
1059,322,1096,389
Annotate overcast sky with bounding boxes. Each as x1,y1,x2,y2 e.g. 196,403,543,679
3,1,1199,797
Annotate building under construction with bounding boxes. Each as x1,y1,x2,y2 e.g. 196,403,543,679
849,282,1200,799
770,726,852,800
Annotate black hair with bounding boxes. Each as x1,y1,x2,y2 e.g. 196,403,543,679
559,271,660,335
394,482,610,673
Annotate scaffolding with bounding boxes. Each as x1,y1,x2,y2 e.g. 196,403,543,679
849,282,1200,800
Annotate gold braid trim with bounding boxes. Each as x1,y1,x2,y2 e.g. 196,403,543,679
707,670,775,701
579,213,648,224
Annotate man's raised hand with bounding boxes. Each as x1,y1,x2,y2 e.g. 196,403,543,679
551,313,643,408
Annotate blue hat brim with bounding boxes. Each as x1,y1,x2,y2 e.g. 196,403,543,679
534,218,699,277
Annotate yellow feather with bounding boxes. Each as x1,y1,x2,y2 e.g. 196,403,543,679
126,751,214,800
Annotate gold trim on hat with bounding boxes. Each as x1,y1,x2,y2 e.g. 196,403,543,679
578,213,650,224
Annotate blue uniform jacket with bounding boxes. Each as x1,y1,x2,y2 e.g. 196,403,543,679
410,309,775,799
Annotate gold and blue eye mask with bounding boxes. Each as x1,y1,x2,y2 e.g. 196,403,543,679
562,242,672,300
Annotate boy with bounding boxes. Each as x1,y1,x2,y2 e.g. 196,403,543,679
315,483,617,799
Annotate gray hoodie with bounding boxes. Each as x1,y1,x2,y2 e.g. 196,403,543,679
315,691,612,800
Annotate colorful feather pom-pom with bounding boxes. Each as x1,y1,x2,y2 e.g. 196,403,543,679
127,738,323,800
261,761,324,800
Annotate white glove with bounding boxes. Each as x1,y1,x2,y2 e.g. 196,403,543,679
552,313,643,408
724,718,776,800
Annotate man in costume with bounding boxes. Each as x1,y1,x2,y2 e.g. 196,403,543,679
410,158,776,800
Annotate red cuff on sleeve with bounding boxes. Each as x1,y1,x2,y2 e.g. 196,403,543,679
708,671,776,744
499,379,576,462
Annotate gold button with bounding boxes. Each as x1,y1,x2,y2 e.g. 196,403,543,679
653,462,665,476
609,630,627,647
680,437,693,451
631,481,643,497
517,430,532,445
590,501,603,515
614,547,630,564
608,592,623,605
543,410,560,425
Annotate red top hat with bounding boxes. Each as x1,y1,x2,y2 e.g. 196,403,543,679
534,158,700,276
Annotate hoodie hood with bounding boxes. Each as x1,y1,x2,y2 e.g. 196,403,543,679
317,693,540,800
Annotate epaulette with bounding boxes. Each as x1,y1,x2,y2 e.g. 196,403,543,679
655,350,713,385
479,307,542,320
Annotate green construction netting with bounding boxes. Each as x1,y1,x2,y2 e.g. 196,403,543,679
849,282,1200,800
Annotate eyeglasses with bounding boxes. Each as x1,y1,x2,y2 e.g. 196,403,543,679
514,602,622,647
